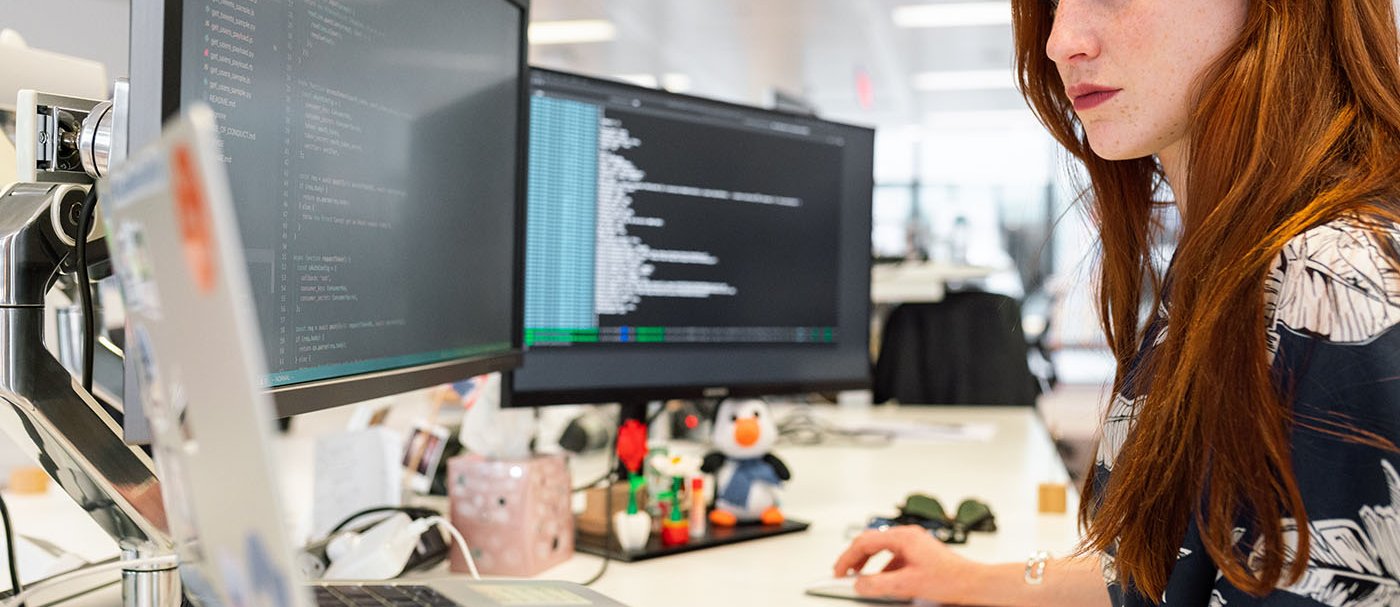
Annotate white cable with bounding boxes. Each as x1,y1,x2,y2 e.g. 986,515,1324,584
3,555,178,607
422,516,479,581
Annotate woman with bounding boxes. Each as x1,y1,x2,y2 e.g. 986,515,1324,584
834,0,1400,605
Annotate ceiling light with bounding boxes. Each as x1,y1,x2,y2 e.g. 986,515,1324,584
912,69,1013,91
893,2,1012,28
529,20,617,45
615,73,659,88
661,73,692,93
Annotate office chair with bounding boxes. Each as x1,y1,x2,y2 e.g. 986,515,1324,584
872,291,1040,406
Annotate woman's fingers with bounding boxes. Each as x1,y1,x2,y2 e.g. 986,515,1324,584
832,526,933,576
853,569,916,601
832,528,906,576
883,554,908,572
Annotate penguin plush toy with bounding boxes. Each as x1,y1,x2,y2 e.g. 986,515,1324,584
701,399,790,526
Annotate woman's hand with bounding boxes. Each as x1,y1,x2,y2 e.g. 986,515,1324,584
832,525,983,603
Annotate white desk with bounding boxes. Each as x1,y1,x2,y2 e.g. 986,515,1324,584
553,406,1079,606
871,262,998,304
11,405,1078,607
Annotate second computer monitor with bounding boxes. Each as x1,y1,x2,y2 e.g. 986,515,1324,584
512,68,875,406
128,0,529,420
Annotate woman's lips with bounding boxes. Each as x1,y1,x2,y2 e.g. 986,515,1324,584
1070,87,1121,111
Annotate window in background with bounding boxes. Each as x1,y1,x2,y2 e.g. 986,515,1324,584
872,184,916,260
915,183,1024,298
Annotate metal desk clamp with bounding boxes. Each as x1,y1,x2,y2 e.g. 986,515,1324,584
0,82,181,607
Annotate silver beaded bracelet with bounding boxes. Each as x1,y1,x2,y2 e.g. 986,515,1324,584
1024,550,1051,585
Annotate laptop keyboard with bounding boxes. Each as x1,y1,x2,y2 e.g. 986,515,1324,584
312,585,458,607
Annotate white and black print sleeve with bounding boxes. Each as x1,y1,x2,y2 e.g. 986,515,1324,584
1101,218,1400,607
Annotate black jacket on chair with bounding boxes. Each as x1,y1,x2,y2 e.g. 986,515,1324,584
873,292,1040,406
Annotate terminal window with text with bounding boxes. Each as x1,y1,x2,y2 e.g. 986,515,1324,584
525,72,846,349
172,0,522,389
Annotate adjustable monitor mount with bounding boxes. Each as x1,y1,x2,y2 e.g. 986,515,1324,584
0,84,180,607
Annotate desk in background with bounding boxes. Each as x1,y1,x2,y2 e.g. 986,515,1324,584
871,262,997,305
9,405,1078,607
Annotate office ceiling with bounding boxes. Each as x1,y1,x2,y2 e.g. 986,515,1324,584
527,0,1034,134
2,0,1032,138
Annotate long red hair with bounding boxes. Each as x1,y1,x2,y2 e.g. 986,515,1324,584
1013,0,1400,599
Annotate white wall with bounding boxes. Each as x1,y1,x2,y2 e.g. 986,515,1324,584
0,0,129,79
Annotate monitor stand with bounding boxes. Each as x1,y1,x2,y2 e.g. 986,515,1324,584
0,183,180,607
573,399,809,562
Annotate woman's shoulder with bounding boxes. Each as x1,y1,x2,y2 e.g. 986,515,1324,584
1283,215,1400,253
1264,215,1400,351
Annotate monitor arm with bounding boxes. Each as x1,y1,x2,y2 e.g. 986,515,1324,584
0,85,180,607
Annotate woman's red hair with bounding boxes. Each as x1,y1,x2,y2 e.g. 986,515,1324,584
1013,0,1400,599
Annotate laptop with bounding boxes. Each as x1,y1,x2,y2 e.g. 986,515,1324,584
100,103,628,607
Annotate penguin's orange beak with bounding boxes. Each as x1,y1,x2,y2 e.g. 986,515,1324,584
734,417,760,447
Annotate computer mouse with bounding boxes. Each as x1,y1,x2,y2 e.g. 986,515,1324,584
802,576,915,604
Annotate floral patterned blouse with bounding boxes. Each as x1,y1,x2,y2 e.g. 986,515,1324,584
1097,218,1400,606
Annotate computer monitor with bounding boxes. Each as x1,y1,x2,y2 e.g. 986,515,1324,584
511,68,875,411
125,0,528,425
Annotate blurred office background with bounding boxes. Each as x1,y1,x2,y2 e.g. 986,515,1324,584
0,0,1127,477
521,0,1118,476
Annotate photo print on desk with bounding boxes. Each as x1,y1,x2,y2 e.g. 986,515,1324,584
403,423,451,493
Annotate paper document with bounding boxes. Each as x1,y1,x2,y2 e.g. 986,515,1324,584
311,427,404,537
836,419,998,443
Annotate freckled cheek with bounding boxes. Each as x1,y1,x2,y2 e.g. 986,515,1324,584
1116,109,1143,151
1130,56,1191,133
1153,85,1193,135
1115,99,1139,126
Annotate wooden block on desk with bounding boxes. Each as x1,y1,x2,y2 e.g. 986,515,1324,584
577,483,646,536
9,466,48,495
1038,483,1067,514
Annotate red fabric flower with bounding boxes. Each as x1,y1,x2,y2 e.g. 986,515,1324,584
616,419,648,474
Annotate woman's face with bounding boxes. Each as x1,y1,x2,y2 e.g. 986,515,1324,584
1046,0,1248,161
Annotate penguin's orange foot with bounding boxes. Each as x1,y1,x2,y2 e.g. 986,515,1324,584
760,507,785,526
709,510,738,527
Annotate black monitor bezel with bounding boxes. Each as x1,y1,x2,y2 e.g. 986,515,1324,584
509,67,874,407
130,0,530,417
